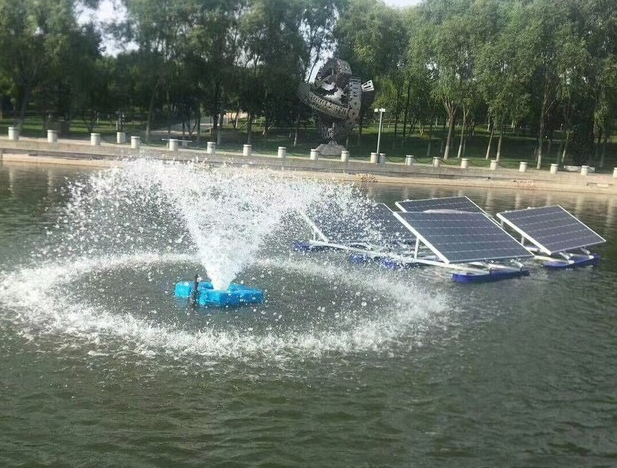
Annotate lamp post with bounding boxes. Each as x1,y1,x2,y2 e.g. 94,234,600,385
374,108,386,155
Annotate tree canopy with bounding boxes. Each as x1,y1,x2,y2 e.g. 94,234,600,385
0,0,615,165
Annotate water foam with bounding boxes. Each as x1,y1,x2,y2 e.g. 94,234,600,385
0,160,448,363
0,250,445,361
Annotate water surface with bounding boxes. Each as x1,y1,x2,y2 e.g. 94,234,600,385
1,162,616,468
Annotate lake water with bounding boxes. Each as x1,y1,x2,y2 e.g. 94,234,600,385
1,162,616,468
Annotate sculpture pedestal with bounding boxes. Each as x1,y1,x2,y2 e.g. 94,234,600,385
316,142,347,157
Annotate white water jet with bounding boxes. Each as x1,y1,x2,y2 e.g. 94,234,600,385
49,160,359,290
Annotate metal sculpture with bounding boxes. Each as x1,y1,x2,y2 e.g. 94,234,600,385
298,58,374,155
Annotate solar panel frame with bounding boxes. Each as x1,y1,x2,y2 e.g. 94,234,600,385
393,211,533,264
395,196,486,214
497,205,606,255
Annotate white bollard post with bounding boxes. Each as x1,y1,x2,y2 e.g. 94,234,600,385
8,126,19,141
117,131,126,144
131,136,140,149
277,146,286,159
341,150,349,162
243,144,252,156
310,149,319,160
168,139,178,151
47,129,57,143
581,165,589,176
206,141,216,155
405,155,415,166
461,158,469,169
90,133,101,146
490,160,498,170
370,152,378,163
519,161,528,172
550,163,558,174
613,167,617,178
432,157,440,168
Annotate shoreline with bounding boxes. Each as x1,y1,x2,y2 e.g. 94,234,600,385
1,136,617,194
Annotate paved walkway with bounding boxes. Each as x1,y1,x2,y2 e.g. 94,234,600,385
1,134,617,195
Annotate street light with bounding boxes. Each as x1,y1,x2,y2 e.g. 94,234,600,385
374,108,386,155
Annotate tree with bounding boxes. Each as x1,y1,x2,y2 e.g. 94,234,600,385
240,0,305,137
334,0,407,142
181,0,244,144
428,11,476,159
476,0,533,162
0,0,102,127
116,0,189,141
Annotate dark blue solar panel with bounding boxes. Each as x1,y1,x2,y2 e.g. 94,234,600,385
306,199,370,243
395,196,485,214
365,203,416,244
497,206,605,254
394,212,532,263
306,202,413,245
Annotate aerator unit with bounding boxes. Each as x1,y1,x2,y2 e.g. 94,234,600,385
175,276,264,307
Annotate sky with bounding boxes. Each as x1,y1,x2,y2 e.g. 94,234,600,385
93,0,424,22
90,0,424,55
384,0,422,6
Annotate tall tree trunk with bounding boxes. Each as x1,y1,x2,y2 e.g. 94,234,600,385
145,85,157,143
293,102,301,147
537,114,545,169
217,98,224,146
561,129,570,165
196,107,201,146
427,117,433,157
212,82,221,139
457,105,468,159
496,122,504,162
485,118,495,159
594,127,602,166
443,104,457,160
600,130,608,168
17,85,32,131
393,80,403,147
537,82,549,170
402,78,412,141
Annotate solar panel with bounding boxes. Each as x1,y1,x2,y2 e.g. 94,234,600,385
395,196,486,214
393,211,533,263
497,206,606,255
302,200,368,243
364,203,416,245
302,202,413,246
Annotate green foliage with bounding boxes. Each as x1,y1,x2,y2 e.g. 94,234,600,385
0,0,615,167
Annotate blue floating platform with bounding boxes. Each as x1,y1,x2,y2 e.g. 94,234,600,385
543,254,600,269
452,268,530,283
175,280,265,307
292,241,331,252
378,257,420,269
349,252,378,264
